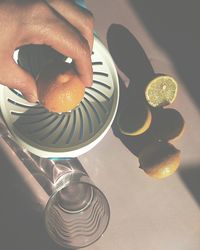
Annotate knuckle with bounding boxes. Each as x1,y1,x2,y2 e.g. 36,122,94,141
80,10,94,48
84,27,94,44
84,10,94,31
14,79,27,92
75,34,90,57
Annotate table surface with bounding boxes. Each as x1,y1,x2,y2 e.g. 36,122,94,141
1,1,200,250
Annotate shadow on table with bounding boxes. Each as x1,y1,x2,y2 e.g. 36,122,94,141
179,163,200,206
107,24,155,96
127,0,200,206
179,165,200,207
129,0,200,110
107,24,157,157
0,153,73,250
107,24,185,159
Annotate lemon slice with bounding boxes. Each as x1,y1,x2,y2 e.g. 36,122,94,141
117,102,152,136
139,142,181,179
145,76,178,107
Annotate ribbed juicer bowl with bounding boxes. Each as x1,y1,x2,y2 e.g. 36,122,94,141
0,37,119,158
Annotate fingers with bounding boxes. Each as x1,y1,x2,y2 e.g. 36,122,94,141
37,18,93,86
45,0,94,51
0,58,38,102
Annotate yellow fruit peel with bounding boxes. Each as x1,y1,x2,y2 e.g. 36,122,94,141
117,103,152,136
139,142,181,179
145,76,178,107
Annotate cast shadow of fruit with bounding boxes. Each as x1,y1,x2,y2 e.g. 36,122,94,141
179,165,200,207
107,24,184,179
129,0,200,110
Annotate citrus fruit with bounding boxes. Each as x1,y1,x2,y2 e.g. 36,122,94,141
117,100,152,136
37,62,85,113
152,108,185,141
139,141,181,179
145,75,178,107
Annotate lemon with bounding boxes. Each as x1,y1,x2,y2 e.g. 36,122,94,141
37,62,85,113
117,101,152,136
139,141,181,179
152,108,185,142
145,76,178,107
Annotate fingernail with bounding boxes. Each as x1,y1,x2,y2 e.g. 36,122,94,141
85,80,93,87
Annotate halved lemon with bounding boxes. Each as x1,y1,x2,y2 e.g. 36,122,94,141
145,76,178,107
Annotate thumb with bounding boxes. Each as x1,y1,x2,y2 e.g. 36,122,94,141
0,59,38,103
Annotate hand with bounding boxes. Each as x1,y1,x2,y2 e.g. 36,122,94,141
0,0,94,102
